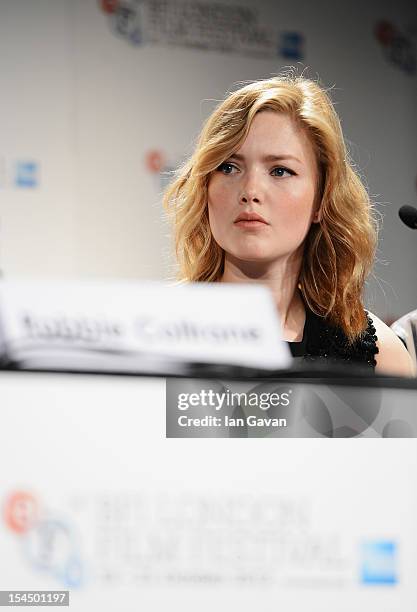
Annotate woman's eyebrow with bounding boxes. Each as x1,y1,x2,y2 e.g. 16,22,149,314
229,153,302,163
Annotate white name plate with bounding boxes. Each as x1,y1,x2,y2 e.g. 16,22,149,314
0,280,291,373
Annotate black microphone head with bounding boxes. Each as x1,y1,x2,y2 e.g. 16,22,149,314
399,205,417,229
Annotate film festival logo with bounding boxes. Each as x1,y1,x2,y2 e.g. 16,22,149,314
375,20,416,75
99,0,304,60
2,491,84,588
144,149,178,192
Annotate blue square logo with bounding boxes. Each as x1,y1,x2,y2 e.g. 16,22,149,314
360,540,398,585
15,160,39,188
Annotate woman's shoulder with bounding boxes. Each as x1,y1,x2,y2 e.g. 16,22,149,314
305,308,378,369
366,311,416,377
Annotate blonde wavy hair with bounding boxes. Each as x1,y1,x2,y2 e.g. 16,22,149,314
163,74,378,341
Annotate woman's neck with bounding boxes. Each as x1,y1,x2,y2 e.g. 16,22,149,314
220,254,306,341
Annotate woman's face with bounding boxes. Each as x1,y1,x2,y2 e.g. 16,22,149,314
207,111,320,268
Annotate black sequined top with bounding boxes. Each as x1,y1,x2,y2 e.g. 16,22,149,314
288,308,379,371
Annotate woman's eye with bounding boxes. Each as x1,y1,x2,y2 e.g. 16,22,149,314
218,162,238,174
271,166,294,177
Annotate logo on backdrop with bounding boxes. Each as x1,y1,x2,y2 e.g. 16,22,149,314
375,20,416,75
0,158,40,189
15,160,40,188
3,490,84,588
99,0,305,60
279,31,304,60
144,149,179,191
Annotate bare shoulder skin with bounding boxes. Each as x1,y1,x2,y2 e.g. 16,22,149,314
368,311,416,377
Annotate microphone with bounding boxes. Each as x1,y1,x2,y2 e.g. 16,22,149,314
399,205,417,229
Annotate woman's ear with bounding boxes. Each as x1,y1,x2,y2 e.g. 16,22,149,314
312,187,323,223
312,207,322,223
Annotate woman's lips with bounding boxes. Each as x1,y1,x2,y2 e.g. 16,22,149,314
234,219,269,229
234,212,269,227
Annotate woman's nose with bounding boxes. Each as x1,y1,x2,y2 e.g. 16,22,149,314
239,191,260,204
238,170,262,205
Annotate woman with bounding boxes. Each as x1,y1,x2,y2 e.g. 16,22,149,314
164,74,414,376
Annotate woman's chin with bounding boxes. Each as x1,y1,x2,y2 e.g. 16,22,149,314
229,249,278,264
